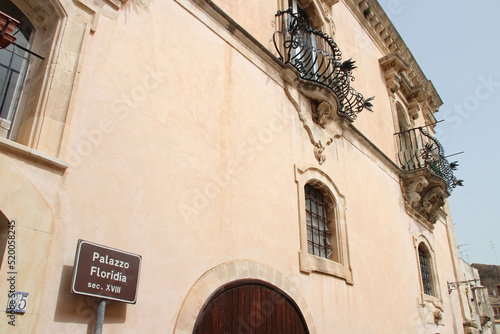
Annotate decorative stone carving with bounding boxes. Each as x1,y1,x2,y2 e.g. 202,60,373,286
284,82,338,165
418,298,444,326
386,74,401,95
463,319,480,334
401,171,449,227
400,82,425,121
313,101,331,128
379,53,426,122
77,0,148,32
379,52,408,97
434,310,443,325
419,186,445,223
322,0,340,6
408,100,421,120
314,145,326,165
314,139,333,165
404,176,429,209
77,0,125,19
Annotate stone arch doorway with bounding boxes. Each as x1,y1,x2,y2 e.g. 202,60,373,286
0,211,9,269
0,157,54,332
193,279,309,334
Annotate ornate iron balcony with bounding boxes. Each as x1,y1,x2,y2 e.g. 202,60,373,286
273,9,373,119
395,126,463,191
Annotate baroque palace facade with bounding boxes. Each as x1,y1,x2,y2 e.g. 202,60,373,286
0,0,479,333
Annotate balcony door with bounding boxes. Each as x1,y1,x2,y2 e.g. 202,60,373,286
288,0,319,81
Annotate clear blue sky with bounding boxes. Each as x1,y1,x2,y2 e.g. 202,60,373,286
378,0,500,265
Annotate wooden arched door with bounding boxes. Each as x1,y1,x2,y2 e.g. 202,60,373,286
193,280,309,334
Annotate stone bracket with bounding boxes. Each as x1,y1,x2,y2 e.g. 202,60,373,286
379,52,425,121
401,169,449,228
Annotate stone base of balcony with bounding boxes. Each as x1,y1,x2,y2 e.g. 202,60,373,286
401,168,450,228
280,63,352,127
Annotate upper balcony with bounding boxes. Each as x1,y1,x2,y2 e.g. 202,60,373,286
273,9,373,120
395,126,463,226
395,126,463,192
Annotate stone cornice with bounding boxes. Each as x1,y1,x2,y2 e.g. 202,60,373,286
344,0,443,114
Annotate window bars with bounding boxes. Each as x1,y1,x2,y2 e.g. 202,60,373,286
305,184,332,259
1,43,30,130
274,9,373,119
419,245,433,295
395,126,463,191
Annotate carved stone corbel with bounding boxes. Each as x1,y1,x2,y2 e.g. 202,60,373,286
403,176,429,209
408,100,421,121
385,73,401,96
379,52,408,97
401,171,449,227
419,186,445,223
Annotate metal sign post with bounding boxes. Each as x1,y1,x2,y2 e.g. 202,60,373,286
71,240,142,332
94,299,106,334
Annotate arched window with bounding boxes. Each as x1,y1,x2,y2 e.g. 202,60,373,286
418,243,434,296
295,166,352,283
395,102,415,171
288,0,327,31
0,1,35,140
413,236,442,308
396,102,410,132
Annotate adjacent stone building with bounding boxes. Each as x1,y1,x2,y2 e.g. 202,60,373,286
0,0,478,333
460,259,497,333
473,264,500,333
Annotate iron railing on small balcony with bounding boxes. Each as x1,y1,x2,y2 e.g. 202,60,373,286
395,126,463,191
273,9,373,119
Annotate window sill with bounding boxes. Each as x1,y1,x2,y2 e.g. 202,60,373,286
299,251,353,284
0,137,68,171
422,293,443,310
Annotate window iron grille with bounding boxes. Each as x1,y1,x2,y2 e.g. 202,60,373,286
0,7,43,140
305,184,332,259
419,245,432,296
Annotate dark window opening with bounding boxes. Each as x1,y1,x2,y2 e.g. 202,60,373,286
305,184,332,259
493,306,500,320
419,244,433,295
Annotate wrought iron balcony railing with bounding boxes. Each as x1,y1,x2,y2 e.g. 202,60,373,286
395,126,463,191
273,9,373,119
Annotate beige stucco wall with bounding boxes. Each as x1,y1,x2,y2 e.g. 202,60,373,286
0,0,468,333
0,156,57,333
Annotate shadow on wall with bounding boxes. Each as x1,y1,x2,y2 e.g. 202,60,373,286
54,265,127,334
